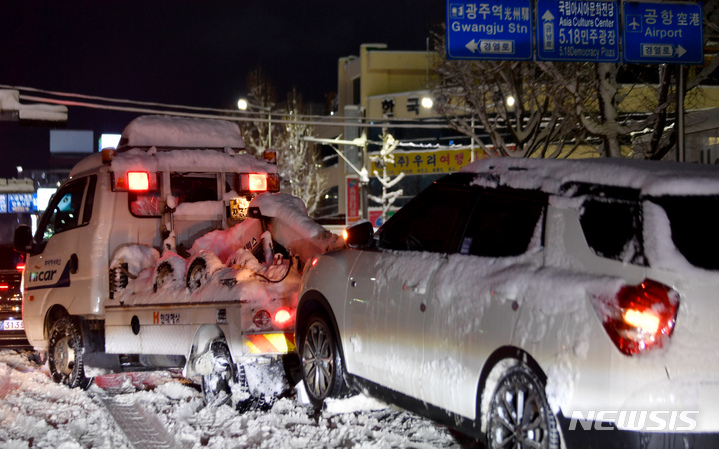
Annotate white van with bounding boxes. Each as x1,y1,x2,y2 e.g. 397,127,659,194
14,115,330,408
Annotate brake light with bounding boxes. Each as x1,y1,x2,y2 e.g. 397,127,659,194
0,284,8,290
601,279,679,356
272,307,294,327
127,171,150,191
239,173,268,192
248,174,267,191
16,264,25,271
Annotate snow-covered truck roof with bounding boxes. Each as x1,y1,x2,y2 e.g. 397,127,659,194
69,115,276,178
117,115,245,151
461,157,719,197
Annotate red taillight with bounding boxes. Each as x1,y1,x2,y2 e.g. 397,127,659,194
127,171,150,191
248,174,267,192
16,264,25,271
601,279,679,356
253,310,272,328
272,307,294,327
0,284,8,290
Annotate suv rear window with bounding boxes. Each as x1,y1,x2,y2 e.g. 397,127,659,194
579,199,646,266
651,195,719,271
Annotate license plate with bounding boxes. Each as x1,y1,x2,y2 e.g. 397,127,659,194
2,320,23,330
230,197,250,221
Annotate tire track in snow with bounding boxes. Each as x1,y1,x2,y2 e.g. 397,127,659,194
0,372,19,399
95,392,188,449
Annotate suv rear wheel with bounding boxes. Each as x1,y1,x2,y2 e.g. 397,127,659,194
487,364,559,449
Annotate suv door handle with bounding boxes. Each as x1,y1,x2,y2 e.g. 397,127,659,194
404,283,426,294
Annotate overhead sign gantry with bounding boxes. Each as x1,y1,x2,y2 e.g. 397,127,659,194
446,0,704,65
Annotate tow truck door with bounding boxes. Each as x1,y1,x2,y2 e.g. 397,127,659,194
25,176,98,317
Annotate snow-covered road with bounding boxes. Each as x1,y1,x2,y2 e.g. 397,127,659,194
0,350,483,449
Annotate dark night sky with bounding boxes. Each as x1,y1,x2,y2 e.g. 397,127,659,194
0,1,445,178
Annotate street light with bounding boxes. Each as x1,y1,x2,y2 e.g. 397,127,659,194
421,97,434,109
237,98,272,149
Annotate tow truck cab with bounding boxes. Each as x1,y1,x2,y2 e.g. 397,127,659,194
14,115,279,354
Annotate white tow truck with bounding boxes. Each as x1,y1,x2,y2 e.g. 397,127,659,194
14,115,342,408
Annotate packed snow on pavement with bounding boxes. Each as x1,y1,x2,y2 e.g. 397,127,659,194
0,350,482,449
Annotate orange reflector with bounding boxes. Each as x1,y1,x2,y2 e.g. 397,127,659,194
127,171,150,191
248,173,267,192
243,333,295,354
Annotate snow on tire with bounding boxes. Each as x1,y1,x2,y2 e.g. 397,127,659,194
186,250,223,292
152,253,186,293
201,339,237,407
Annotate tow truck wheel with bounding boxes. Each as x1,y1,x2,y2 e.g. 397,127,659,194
48,316,91,389
201,339,236,407
153,261,174,292
186,258,207,292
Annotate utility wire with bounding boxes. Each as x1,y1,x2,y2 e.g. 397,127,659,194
5,84,459,129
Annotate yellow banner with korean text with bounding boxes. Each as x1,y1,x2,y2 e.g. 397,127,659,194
370,148,485,177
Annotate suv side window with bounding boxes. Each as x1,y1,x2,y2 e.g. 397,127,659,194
460,190,546,257
377,184,474,254
579,198,645,265
37,177,91,242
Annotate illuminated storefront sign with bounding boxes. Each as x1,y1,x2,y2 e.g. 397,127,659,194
370,148,480,177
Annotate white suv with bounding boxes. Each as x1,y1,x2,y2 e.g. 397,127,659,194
296,157,719,449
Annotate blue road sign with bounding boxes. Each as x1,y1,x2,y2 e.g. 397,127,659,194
623,2,703,65
536,0,620,62
7,194,35,213
446,0,533,60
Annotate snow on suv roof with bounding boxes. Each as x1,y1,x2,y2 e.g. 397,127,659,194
461,157,719,197
117,115,245,151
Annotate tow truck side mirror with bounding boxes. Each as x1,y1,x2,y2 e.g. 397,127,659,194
14,225,37,255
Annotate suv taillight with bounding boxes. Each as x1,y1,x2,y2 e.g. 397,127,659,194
601,279,679,356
